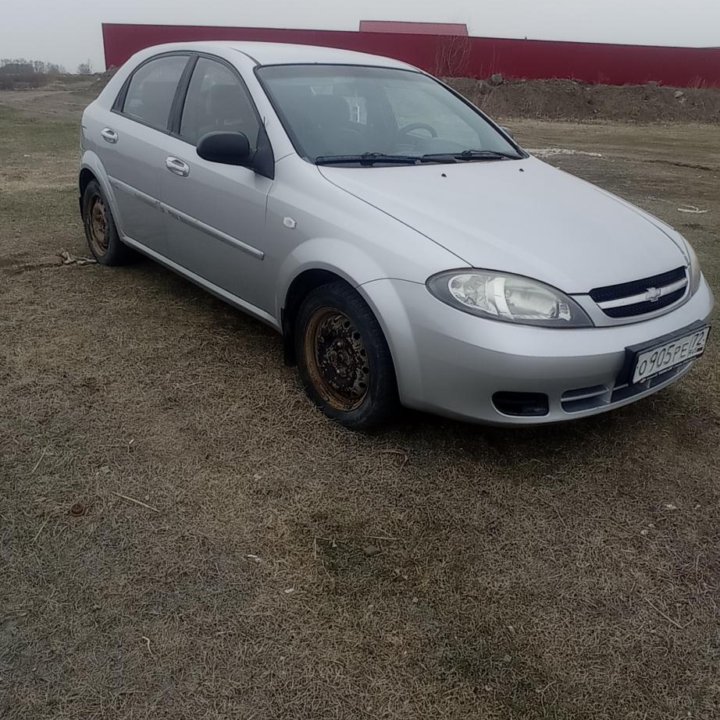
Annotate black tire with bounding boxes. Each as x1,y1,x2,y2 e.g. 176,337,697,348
295,281,399,430
81,180,134,266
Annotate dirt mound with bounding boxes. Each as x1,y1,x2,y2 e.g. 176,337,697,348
84,69,117,96
4,71,720,125
447,77,720,123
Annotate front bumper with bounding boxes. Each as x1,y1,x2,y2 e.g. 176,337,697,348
361,276,715,425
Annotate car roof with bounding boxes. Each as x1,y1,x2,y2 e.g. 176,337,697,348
142,41,417,71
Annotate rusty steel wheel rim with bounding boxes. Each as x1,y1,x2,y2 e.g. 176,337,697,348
88,195,109,255
304,308,370,411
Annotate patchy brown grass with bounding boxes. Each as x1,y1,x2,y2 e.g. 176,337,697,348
1,92,719,720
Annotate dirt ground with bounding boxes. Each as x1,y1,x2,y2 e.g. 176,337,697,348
0,86,719,720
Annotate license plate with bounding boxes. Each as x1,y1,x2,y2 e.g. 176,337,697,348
632,326,710,384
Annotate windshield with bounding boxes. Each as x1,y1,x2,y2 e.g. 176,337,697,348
256,64,522,165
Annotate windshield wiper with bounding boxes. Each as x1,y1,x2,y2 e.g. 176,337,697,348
316,153,418,166
315,152,451,166
422,149,522,163
314,150,518,167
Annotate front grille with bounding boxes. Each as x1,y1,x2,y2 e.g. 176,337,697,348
561,362,691,414
602,287,686,318
561,385,610,413
590,267,687,319
610,362,691,403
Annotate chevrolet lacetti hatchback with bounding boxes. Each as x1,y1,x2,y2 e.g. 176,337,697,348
79,42,714,429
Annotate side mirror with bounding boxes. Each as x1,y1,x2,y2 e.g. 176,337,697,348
500,126,515,141
197,131,252,167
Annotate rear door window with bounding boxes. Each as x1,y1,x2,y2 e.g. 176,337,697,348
121,55,189,131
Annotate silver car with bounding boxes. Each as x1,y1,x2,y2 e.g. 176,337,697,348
79,42,714,428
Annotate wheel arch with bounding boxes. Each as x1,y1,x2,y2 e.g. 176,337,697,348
280,264,403,377
280,270,411,420
79,167,96,198
281,268,354,365
78,151,123,233
276,235,392,364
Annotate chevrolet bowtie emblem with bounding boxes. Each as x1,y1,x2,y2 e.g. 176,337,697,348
645,287,662,302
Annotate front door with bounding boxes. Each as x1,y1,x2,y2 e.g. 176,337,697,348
160,56,273,313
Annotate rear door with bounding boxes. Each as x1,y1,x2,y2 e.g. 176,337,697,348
94,53,190,255
159,56,274,311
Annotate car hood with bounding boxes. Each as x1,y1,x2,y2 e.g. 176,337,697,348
318,157,689,293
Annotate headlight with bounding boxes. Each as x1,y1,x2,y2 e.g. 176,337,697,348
427,270,593,328
686,242,702,295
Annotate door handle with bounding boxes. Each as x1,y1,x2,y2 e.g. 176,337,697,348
101,128,118,144
165,157,190,177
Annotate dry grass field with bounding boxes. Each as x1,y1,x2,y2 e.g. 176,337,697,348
1,84,719,719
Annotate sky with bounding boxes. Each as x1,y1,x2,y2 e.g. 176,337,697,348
2,0,719,72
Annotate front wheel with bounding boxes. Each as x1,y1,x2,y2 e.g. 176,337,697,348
295,282,399,430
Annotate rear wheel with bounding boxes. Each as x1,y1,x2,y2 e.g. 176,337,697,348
295,281,399,430
82,180,134,265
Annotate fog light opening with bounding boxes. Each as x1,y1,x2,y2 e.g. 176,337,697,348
492,392,550,417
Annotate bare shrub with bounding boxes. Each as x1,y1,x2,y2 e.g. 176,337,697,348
433,35,473,78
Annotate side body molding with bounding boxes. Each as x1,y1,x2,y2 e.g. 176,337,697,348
109,176,265,261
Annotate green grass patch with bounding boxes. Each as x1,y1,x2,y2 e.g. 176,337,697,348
0,103,78,160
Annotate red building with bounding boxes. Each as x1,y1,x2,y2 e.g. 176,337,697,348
103,23,720,88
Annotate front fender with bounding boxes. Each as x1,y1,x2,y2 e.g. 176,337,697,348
357,278,425,405
275,248,426,402
274,236,391,320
